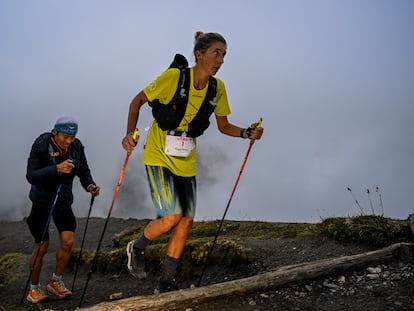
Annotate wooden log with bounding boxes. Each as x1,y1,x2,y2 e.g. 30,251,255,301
81,242,408,311
409,214,414,239
400,242,414,263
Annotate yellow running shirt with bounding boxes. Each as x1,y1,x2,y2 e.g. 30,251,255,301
142,67,231,177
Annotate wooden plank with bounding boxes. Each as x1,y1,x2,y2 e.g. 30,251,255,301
81,242,408,311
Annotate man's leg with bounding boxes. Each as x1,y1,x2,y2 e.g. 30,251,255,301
26,242,49,303
29,241,49,285
46,231,73,299
55,231,74,276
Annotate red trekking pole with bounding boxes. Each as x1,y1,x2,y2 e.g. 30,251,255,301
78,129,139,308
197,118,263,287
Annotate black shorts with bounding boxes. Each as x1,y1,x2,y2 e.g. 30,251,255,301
26,202,76,243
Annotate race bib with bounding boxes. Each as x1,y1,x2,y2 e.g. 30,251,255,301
165,131,194,157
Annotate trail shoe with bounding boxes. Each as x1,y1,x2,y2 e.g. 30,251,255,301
46,279,72,299
155,278,179,294
126,240,147,279
26,287,49,304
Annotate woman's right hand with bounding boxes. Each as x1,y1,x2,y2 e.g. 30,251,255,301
122,132,139,154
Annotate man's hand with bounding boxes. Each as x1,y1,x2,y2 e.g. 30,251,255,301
56,159,75,174
87,184,100,197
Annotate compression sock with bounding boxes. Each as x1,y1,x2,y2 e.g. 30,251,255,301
30,283,41,289
133,233,152,252
161,255,179,281
52,273,62,281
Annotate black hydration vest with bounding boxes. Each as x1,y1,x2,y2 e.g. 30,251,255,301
149,54,217,138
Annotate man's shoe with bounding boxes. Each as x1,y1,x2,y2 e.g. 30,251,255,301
46,279,72,299
126,240,147,279
156,278,179,294
26,287,49,304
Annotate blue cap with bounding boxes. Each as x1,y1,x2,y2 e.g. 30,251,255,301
54,116,78,135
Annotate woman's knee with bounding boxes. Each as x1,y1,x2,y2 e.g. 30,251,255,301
161,215,183,229
178,217,193,230
172,217,193,236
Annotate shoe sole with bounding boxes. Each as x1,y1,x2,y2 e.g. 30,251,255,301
154,286,179,294
126,240,147,279
26,295,49,304
46,284,72,300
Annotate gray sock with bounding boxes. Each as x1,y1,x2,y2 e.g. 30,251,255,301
52,273,62,281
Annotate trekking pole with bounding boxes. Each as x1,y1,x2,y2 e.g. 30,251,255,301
21,184,62,303
71,194,95,292
197,118,262,287
78,129,138,308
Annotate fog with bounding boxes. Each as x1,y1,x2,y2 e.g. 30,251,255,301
1,0,413,223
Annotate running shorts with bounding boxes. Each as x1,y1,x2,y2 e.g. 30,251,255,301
145,165,197,218
26,202,76,243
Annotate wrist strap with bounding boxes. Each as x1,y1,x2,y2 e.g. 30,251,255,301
246,127,253,138
240,128,246,138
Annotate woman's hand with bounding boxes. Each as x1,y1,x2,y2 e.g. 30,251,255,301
246,120,264,140
122,130,139,155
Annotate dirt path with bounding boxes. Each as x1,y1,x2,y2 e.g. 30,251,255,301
1,218,413,311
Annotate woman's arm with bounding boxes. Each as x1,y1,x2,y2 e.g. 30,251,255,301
215,115,264,140
122,90,149,153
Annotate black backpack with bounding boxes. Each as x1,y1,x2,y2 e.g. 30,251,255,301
149,54,217,137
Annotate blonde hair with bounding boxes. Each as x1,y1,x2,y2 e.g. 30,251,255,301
193,32,227,61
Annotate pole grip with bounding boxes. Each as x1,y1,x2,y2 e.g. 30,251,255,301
249,117,263,130
131,128,139,145
248,117,263,144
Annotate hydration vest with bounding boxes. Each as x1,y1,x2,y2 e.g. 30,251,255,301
149,54,217,137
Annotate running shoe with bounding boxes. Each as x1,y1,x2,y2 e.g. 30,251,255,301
155,278,179,294
26,287,48,304
46,279,72,299
126,240,147,279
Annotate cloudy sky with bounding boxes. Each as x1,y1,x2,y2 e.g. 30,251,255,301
1,0,413,223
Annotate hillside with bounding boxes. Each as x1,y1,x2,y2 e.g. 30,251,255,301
0,217,413,311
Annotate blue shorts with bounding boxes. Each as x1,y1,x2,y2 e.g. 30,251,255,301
145,165,196,218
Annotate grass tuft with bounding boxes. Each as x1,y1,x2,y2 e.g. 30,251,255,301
0,253,22,287
316,215,411,247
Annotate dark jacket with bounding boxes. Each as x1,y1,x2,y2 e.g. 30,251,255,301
26,132,95,206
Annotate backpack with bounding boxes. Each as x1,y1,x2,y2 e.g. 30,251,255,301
149,54,217,137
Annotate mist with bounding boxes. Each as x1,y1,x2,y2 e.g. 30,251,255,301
1,0,413,223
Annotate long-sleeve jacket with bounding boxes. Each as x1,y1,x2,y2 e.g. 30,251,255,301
26,132,95,206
